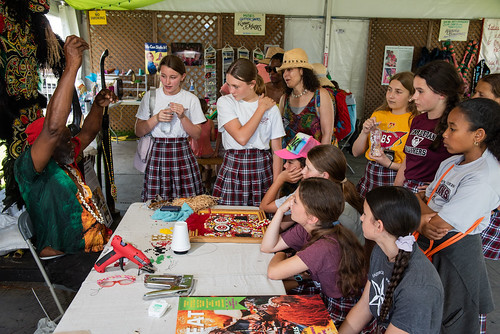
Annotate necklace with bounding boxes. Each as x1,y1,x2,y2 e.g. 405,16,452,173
64,165,105,224
291,89,308,98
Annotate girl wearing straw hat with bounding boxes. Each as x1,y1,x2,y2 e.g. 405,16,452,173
278,48,334,147
213,58,285,206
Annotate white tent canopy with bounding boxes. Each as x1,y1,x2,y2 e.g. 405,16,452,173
53,0,500,115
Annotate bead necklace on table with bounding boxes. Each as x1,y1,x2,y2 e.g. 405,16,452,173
291,89,308,98
63,165,105,224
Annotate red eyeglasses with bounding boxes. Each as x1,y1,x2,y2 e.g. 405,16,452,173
265,66,278,74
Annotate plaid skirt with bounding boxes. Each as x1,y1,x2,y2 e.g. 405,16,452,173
481,209,500,260
357,161,397,198
142,137,202,202
212,149,272,206
402,179,429,194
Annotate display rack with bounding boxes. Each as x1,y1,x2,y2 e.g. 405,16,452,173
204,44,217,108
222,44,234,84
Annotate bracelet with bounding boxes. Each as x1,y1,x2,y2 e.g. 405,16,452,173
388,161,393,169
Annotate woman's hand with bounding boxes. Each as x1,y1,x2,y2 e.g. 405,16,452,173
368,151,392,168
157,108,175,123
361,117,380,134
170,102,187,120
94,89,118,108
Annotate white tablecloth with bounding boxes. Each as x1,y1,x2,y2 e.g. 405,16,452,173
55,203,284,334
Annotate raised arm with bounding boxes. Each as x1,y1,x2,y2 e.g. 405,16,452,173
77,89,117,150
30,35,88,173
352,117,378,157
223,95,275,146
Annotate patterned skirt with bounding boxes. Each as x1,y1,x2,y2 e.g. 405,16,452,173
402,179,429,194
481,209,500,260
357,161,397,198
212,149,272,206
142,137,202,202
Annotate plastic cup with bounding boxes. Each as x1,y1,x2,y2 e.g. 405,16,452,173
171,221,191,255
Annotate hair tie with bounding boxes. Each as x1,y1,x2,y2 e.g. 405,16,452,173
332,220,340,227
341,178,347,184
395,234,415,252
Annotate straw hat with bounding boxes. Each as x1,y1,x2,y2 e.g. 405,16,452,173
260,46,285,64
312,63,334,88
277,48,313,71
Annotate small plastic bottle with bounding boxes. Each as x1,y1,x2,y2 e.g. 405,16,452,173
370,125,383,157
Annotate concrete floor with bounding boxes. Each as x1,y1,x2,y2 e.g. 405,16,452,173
1,140,499,333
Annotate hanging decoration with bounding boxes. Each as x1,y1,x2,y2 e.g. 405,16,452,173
252,46,264,65
203,44,217,108
237,45,250,60
222,44,234,84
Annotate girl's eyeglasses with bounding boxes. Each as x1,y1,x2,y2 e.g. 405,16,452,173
265,66,278,74
97,275,136,288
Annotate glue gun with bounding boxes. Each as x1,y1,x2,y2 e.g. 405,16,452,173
94,235,156,274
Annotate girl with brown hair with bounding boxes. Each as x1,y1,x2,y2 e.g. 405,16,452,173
135,55,205,201
394,60,463,193
213,58,285,206
339,186,443,334
353,71,418,198
261,177,367,328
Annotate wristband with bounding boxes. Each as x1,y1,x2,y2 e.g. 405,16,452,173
388,161,393,169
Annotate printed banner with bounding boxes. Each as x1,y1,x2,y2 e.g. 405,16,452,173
479,19,500,73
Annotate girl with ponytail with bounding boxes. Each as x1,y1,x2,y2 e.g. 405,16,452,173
339,186,443,334
261,178,367,329
213,58,285,206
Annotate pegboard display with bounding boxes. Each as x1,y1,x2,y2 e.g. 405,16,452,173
363,18,483,121
88,11,284,132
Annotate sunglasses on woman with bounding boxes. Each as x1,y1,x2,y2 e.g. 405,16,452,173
265,66,278,74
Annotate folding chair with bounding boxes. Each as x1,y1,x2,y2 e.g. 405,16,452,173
17,211,65,321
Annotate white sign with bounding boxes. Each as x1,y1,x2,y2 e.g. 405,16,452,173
479,19,500,73
381,46,414,85
234,13,265,36
439,20,470,41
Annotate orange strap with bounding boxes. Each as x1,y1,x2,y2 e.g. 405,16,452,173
413,164,484,261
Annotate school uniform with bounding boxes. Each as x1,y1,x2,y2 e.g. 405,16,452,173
213,94,284,206
136,89,206,201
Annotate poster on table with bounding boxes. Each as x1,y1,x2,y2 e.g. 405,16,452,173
234,13,266,36
438,20,470,41
145,43,168,75
381,46,414,85
176,295,338,333
171,43,203,66
478,19,500,73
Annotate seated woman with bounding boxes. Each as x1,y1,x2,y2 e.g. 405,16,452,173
261,178,366,328
339,186,444,334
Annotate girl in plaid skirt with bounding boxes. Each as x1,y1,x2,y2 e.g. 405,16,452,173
135,55,206,201
353,72,418,198
261,178,367,329
213,58,285,206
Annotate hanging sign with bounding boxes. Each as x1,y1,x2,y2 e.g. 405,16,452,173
479,19,500,73
439,20,470,41
234,13,265,36
381,46,414,85
89,11,107,25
